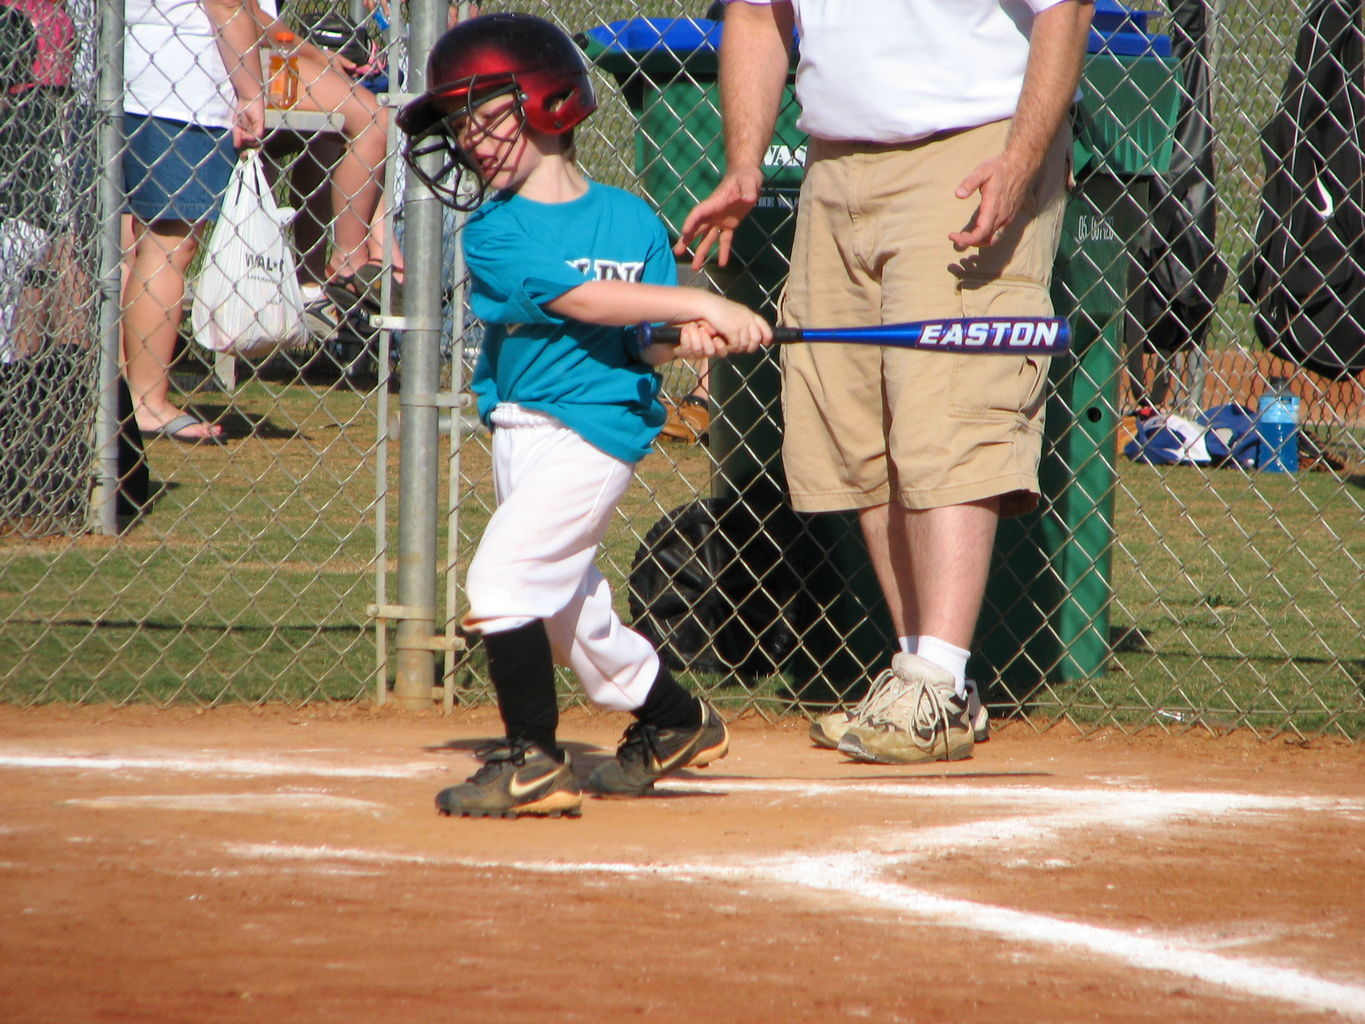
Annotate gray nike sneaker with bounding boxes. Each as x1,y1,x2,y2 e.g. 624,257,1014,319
838,653,974,765
436,739,582,819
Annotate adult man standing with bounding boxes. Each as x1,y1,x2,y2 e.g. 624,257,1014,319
678,0,1094,764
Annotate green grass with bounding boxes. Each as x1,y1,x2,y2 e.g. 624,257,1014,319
0,371,387,706
1095,464,1365,736
3,272,1360,732
466,436,1365,736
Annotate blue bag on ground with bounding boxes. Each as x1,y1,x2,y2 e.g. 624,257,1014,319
1124,403,1260,467
1200,403,1262,467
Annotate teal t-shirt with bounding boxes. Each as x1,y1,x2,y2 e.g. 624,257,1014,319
463,181,676,464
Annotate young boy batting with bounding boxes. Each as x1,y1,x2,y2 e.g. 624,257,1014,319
397,13,772,818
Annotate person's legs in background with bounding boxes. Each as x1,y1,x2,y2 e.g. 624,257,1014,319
787,124,1065,761
120,214,219,441
366,192,403,277
292,54,389,283
120,113,232,442
834,123,1064,763
858,497,999,690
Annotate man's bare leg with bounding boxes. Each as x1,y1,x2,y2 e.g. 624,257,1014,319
858,497,1000,650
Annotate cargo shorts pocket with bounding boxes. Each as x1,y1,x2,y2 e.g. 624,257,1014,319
949,279,1051,423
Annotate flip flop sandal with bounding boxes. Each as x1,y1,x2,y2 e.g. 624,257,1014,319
324,263,403,318
147,413,225,445
358,263,404,313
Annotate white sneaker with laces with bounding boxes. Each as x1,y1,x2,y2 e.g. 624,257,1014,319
809,666,909,749
837,653,974,765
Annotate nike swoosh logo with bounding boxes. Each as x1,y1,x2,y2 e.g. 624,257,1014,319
655,744,699,773
507,765,562,800
1312,178,1335,219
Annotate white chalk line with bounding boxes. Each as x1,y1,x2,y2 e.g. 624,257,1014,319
7,747,1360,814
665,780,1365,865
805,861,1365,1020
15,744,1360,849
0,751,442,779
7,746,1364,1015
665,776,1363,813
63,792,386,815
224,774,1365,1022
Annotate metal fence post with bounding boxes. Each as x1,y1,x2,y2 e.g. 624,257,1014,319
90,0,125,538
389,0,445,708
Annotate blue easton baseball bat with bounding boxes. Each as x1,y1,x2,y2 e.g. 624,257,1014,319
637,316,1071,354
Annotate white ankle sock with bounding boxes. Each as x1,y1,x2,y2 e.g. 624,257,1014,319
897,635,920,655
916,635,970,697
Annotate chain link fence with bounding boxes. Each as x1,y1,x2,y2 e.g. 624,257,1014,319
0,0,1361,738
2,0,402,702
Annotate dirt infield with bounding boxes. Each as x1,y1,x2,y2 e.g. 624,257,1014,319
1,704,1363,1024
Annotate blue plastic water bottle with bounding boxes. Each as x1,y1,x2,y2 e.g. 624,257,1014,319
1256,377,1300,473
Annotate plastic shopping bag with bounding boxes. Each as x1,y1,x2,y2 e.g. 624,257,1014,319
191,149,306,357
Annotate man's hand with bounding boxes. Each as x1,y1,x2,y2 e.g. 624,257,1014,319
949,0,1092,251
673,165,764,270
948,152,1033,250
674,0,792,269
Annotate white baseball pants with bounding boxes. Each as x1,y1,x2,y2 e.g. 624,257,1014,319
462,405,660,712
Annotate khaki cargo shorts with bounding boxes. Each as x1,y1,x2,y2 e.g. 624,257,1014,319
779,118,1069,518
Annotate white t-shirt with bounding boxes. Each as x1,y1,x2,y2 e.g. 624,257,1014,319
730,0,1071,143
123,0,236,127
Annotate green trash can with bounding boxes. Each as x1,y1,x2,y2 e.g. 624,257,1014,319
975,7,1179,691
579,18,802,283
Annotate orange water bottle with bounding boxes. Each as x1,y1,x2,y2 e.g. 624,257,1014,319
267,30,300,109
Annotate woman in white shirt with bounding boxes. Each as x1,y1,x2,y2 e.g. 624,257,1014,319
121,0,262,443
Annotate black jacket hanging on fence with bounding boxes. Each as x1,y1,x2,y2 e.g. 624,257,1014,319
1131,0,1227,352
1238,0,1365,379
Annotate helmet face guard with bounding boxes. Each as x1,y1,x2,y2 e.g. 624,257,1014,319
403,79,525,211
402,122,486,211
398,14,597,210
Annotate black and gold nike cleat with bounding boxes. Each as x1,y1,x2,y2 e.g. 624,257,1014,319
588,700,729,797
436,739,582,819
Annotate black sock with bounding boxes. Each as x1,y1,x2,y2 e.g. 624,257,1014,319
481,620,560,760
635,663,702,731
